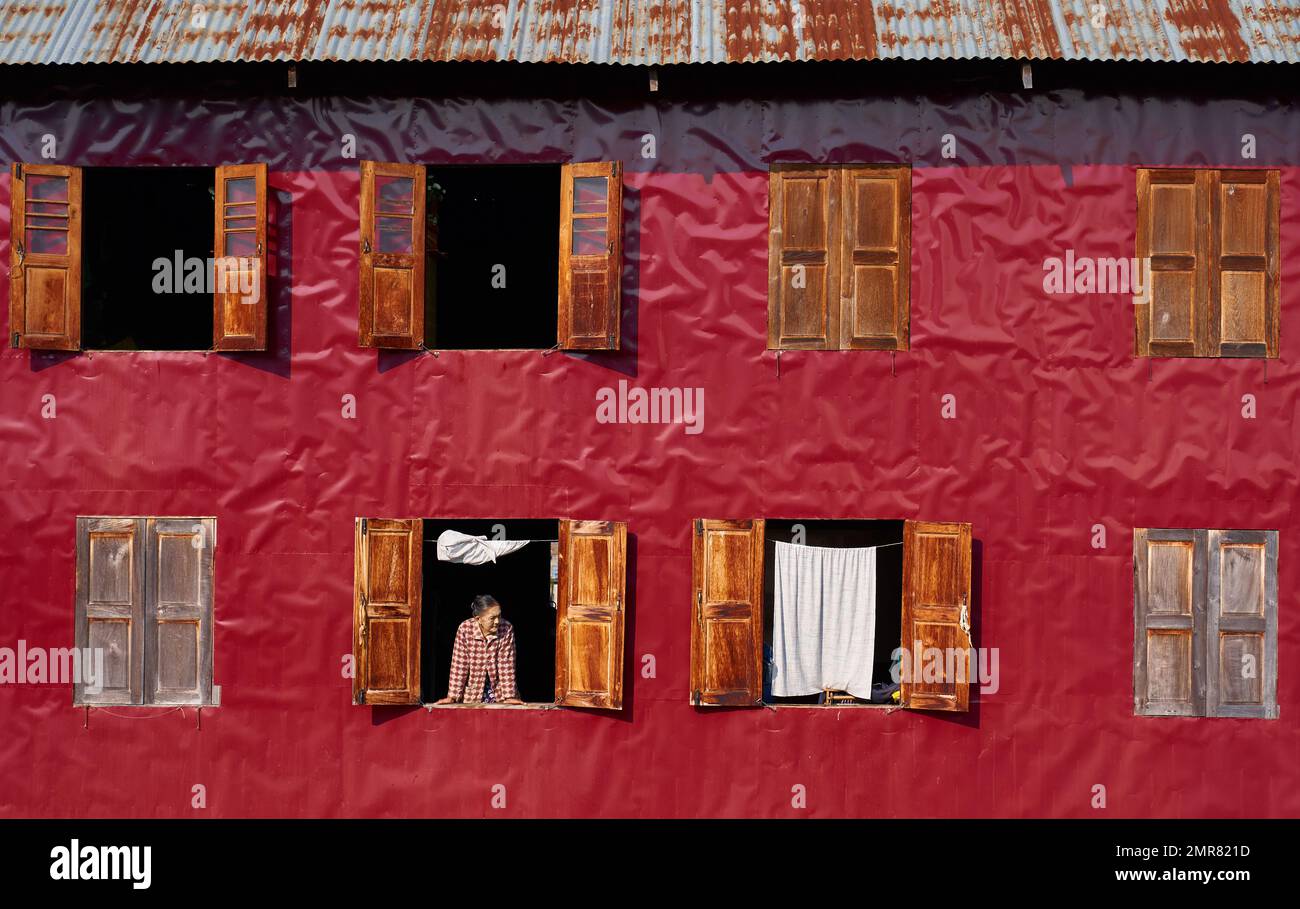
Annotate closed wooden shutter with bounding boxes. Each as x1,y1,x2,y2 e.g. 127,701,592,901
1209,171,1279,358
1206,530,1278,718
558,161,623,350
555,520,627,709
690,519,764,706
358,162,425,349
354,518,422,705
901,520,972,712
145,518,215,706
75,518,145,705
213,164,268,351
768,166,837,349
9,163,81,350
1136,169,1207,357
840,166,909,350
1133,528,1206,716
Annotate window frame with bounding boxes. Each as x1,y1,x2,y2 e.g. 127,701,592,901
74,516,218,708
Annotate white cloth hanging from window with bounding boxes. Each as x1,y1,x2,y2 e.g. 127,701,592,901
771,541,877,699
436,530,530,565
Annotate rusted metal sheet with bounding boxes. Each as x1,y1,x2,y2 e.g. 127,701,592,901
0,1,1296,67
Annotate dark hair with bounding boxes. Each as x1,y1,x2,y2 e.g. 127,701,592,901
470,594,500,617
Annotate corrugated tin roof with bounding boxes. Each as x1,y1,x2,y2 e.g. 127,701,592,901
0,1,1296,67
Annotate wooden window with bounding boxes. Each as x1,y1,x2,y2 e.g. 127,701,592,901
1136,169,1279,357
358,160,623,351
353,516,628,709
9,163,82,350
690,519,766,706
74,517,217,707
558,162,623,350
689,517,971,711
768,165,909,351
358,162,426,349
353,518,423,705
555,520,627,708
213,163,269,351
1134,528,1278,718
10,162,270,352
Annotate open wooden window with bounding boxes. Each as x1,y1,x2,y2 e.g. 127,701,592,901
353,518,423,705
10,162,271,352
74,516,217,707
559,162,623,350
358,160,622,351
213,164,268,350
691,518,972,712
1136,169,1279,357
1134,528,1278,718
555,520,627,708
358,162,425,349
10,163,82,350
768,165,909,351
353,517,627,709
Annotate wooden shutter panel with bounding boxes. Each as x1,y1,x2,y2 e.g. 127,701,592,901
901,520,972,712
1206,530,1278,718
10,163,81,350
354,518,422,705
768,166,837,349
690,519,764,706
75,518,144,705
213,164,268,351
144,518,215,706
555,519,627,709
358,162,425,349
840,166,909,350
1136,169,1207,357
1133,528,1206,716
558,161,623,350
1209,170,1279,358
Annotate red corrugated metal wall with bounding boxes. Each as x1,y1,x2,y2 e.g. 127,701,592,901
1,65,1297,817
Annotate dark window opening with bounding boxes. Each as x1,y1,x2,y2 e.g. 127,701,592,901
762,519,904,706
421,519,559,704
424,165,560,350
82,167,215,350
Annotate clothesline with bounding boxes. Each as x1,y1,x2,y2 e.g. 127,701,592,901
767,540,903,547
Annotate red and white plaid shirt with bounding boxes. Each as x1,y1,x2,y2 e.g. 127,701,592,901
447,618,517,703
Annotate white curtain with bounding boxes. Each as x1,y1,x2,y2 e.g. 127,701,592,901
436,530,530,565
771,541,877,699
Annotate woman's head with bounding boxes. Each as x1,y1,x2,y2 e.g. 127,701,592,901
470,594,502,633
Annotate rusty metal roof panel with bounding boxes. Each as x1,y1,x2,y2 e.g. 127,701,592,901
0,1,1295,67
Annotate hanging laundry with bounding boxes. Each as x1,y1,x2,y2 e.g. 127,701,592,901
436,530,530,565
771,541,877,699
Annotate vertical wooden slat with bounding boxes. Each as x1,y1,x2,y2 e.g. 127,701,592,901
1133,528,1206,716
839,165,910,350
213,163,268,351
144,518,214,706
689,518,764,706
1209,170,1278,358
10,163,81,350
1206,529,1277,718
75,517,144,705
555,519,627,709
768,166,838,349
354,518,422,705
558,161,623,350
900,520,972,712
358,162,425,349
